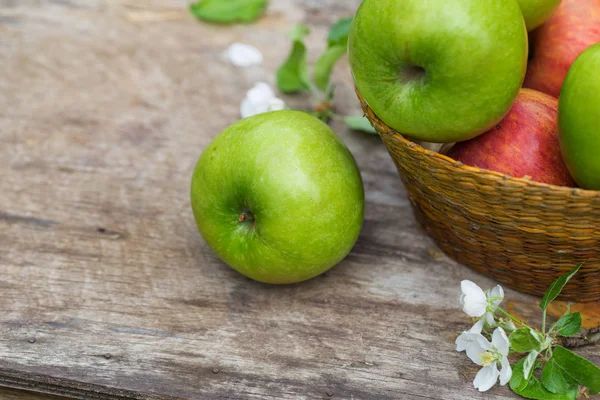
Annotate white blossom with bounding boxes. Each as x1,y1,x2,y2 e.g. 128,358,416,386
240,82,286,119
456,328,512,392
460,280,504,326
224,43,263,67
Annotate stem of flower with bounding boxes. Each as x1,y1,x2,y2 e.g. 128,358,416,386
496,308,537,332
542,309,547,334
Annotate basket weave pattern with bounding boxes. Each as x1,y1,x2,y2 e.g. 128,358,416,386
357,90,600,302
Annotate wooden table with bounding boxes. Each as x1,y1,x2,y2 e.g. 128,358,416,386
0,1,597,399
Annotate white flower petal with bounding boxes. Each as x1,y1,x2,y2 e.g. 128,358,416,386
463,302,486,317
456,331,483,353
473,363,500,392
456,332,480,357
267,97,286,112
489,285,504,307
240,82,278,118
464,334,492,365
469,319,485,334
247,82,275,103
225,43,263,67
492,327,510,357
461,281,487,317
461,280,485,298
240,97,260,118
455,332,471,352
499,356,512,385
459,293,466,307
485,312,495,326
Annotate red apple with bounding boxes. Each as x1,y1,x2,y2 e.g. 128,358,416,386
523,0,600,98
448,89,576,187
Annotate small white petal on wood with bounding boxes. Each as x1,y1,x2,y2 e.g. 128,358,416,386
224,43,264,67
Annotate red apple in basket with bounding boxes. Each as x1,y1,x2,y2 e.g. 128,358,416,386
448,89,576,187
523,0,600,98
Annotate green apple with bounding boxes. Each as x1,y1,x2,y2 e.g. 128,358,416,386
348,0,528,143
516,0,562,31
558,43,600,190
190,110,365,284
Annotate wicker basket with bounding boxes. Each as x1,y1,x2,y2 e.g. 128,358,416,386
356,90,600,302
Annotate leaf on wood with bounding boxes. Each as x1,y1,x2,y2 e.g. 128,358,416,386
327,17,353,47
542,358,576,394
344,116,377,134
550,345,600,395
510,357,579,400
189,0,267,24
314,45,346,92
276,25,311,93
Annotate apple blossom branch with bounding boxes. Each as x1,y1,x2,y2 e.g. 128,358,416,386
557,326,600,348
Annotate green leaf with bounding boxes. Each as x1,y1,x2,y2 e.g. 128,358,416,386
313,18,353,92
510,357,528,391
552,345,600,394
276,26,311,93
511,357,579,400
510,328,542,353
344,116,377,134
511,357,538,393
314,45,346,91
540,264,582,311
523,350,540,383
542,358,577,394
327,17,353,47
289,24,310,41
189,0,267,24
554,312,582,337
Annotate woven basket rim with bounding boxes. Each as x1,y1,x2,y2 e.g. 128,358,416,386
358,89,600,199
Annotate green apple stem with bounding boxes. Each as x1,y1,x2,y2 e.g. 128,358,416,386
238,210,255,224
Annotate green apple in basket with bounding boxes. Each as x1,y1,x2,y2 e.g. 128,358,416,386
348,0,528,143
515,0,562,31
558,43,600,190
190,110,365,284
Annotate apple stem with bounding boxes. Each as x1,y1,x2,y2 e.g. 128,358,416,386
238,210,255,223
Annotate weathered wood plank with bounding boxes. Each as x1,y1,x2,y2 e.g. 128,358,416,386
0,1,597,399
0,387,68,400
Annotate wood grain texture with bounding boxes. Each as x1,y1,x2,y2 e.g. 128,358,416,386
0,387,68,400
0,1,597,399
